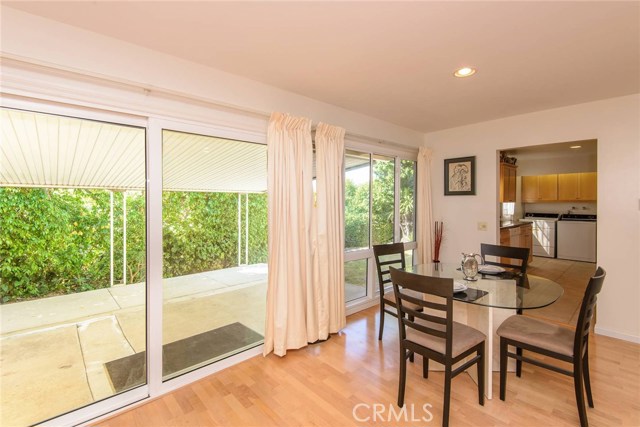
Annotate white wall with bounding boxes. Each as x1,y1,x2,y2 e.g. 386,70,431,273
0,7,423,147
426,94,640,343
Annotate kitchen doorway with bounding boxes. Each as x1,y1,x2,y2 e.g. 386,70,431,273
499,139,598,327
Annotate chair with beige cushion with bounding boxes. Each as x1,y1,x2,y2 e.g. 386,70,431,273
497,267,605,427
373,243,422,341
390,267,485,427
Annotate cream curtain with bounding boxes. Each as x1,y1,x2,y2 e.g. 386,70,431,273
263,114,346,356
416,147,434,264
313,123,346,337
264,112,315,356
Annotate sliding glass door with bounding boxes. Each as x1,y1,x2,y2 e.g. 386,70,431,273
0,108,147,426
161,129,267,381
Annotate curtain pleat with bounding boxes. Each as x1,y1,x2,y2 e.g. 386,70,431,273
416,147,434,264
264,113,346,356
313,123,346,337
264,112,314,356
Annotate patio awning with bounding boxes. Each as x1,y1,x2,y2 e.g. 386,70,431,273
1,108,267,193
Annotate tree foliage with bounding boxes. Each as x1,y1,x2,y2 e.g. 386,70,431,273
344,159,416,250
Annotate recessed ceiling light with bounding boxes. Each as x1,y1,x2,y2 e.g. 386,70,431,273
454,67,476,78
570,145,582,149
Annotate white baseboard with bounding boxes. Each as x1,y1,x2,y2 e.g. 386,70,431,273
594,326,640,344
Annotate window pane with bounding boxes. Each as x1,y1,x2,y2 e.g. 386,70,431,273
400,160,417,242
345,259,367,302
162,130,266,381
344,150,370,251
0,109,146,425
404,249,414,268
372,155,395,245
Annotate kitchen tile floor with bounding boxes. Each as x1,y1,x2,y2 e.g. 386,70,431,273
525,256,598,326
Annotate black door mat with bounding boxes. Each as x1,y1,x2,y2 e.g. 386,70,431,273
104,322,263,393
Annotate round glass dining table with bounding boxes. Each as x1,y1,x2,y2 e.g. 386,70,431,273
403,263,564,311
402,263,565,400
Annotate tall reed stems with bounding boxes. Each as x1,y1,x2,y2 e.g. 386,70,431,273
433,221,444,262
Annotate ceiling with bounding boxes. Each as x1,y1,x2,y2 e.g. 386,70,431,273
506,139,597,161
4,1,640,133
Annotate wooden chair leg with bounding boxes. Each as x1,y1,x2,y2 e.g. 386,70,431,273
378,304,385,340
500,339,507,401
423,356,429,378
408,314,415,362
574,364,589,427
516,347,523,377
583,347,594,408
398,346,407,407
443,365,452,427
478,344,485,406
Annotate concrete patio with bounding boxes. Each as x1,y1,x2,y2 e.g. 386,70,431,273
0,264,367,426
0,265,269,427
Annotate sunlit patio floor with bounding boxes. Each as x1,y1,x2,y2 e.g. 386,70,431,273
0,265,367,426
1,265,270,427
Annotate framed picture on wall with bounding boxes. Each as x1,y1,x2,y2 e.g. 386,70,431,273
444,156,476,195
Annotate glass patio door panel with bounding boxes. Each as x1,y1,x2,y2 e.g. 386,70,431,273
161,129,266,381
400,160,417,244
343,148,417,305
372,155,395,245
0,108,147,426
344,150,371,252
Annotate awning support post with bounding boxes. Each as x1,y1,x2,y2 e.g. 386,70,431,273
245,193,249,265
123,191,127,285
237,193,242,266
110,190,114,287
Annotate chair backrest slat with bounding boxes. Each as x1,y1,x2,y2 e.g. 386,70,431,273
373,243,406,297
390,267,454,358
481,243,530,274
405,319,447,339
574,267,605,357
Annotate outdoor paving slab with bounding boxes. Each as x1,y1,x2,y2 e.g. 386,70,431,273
201,264,267,287
163,275,228,300
108,282,146,309
113,307,146,353
162,282,267,344
77,315,137,401
0,289,120,334
0,325,92,427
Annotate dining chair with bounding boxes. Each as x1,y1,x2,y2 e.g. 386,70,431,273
480,243,530,275
497,267,606,427
373,243,422,341
389,267,485,427
481,242,532,373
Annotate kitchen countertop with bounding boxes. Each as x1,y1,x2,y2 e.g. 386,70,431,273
500,221,530,230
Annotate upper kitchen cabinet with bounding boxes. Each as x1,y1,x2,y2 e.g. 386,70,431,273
500,163,517,202
558,172,597,201
522,174,558,202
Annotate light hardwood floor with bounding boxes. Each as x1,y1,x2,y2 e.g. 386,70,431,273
97,304,639,427
526,257,597,326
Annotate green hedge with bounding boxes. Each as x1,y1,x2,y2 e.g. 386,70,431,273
0,188,267,303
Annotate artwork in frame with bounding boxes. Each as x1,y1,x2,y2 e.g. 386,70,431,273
444,156,476,196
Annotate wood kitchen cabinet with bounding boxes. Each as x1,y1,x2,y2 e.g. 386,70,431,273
499,223,533,265
500,163,517,202
558,172,597,201
521,174,558,202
